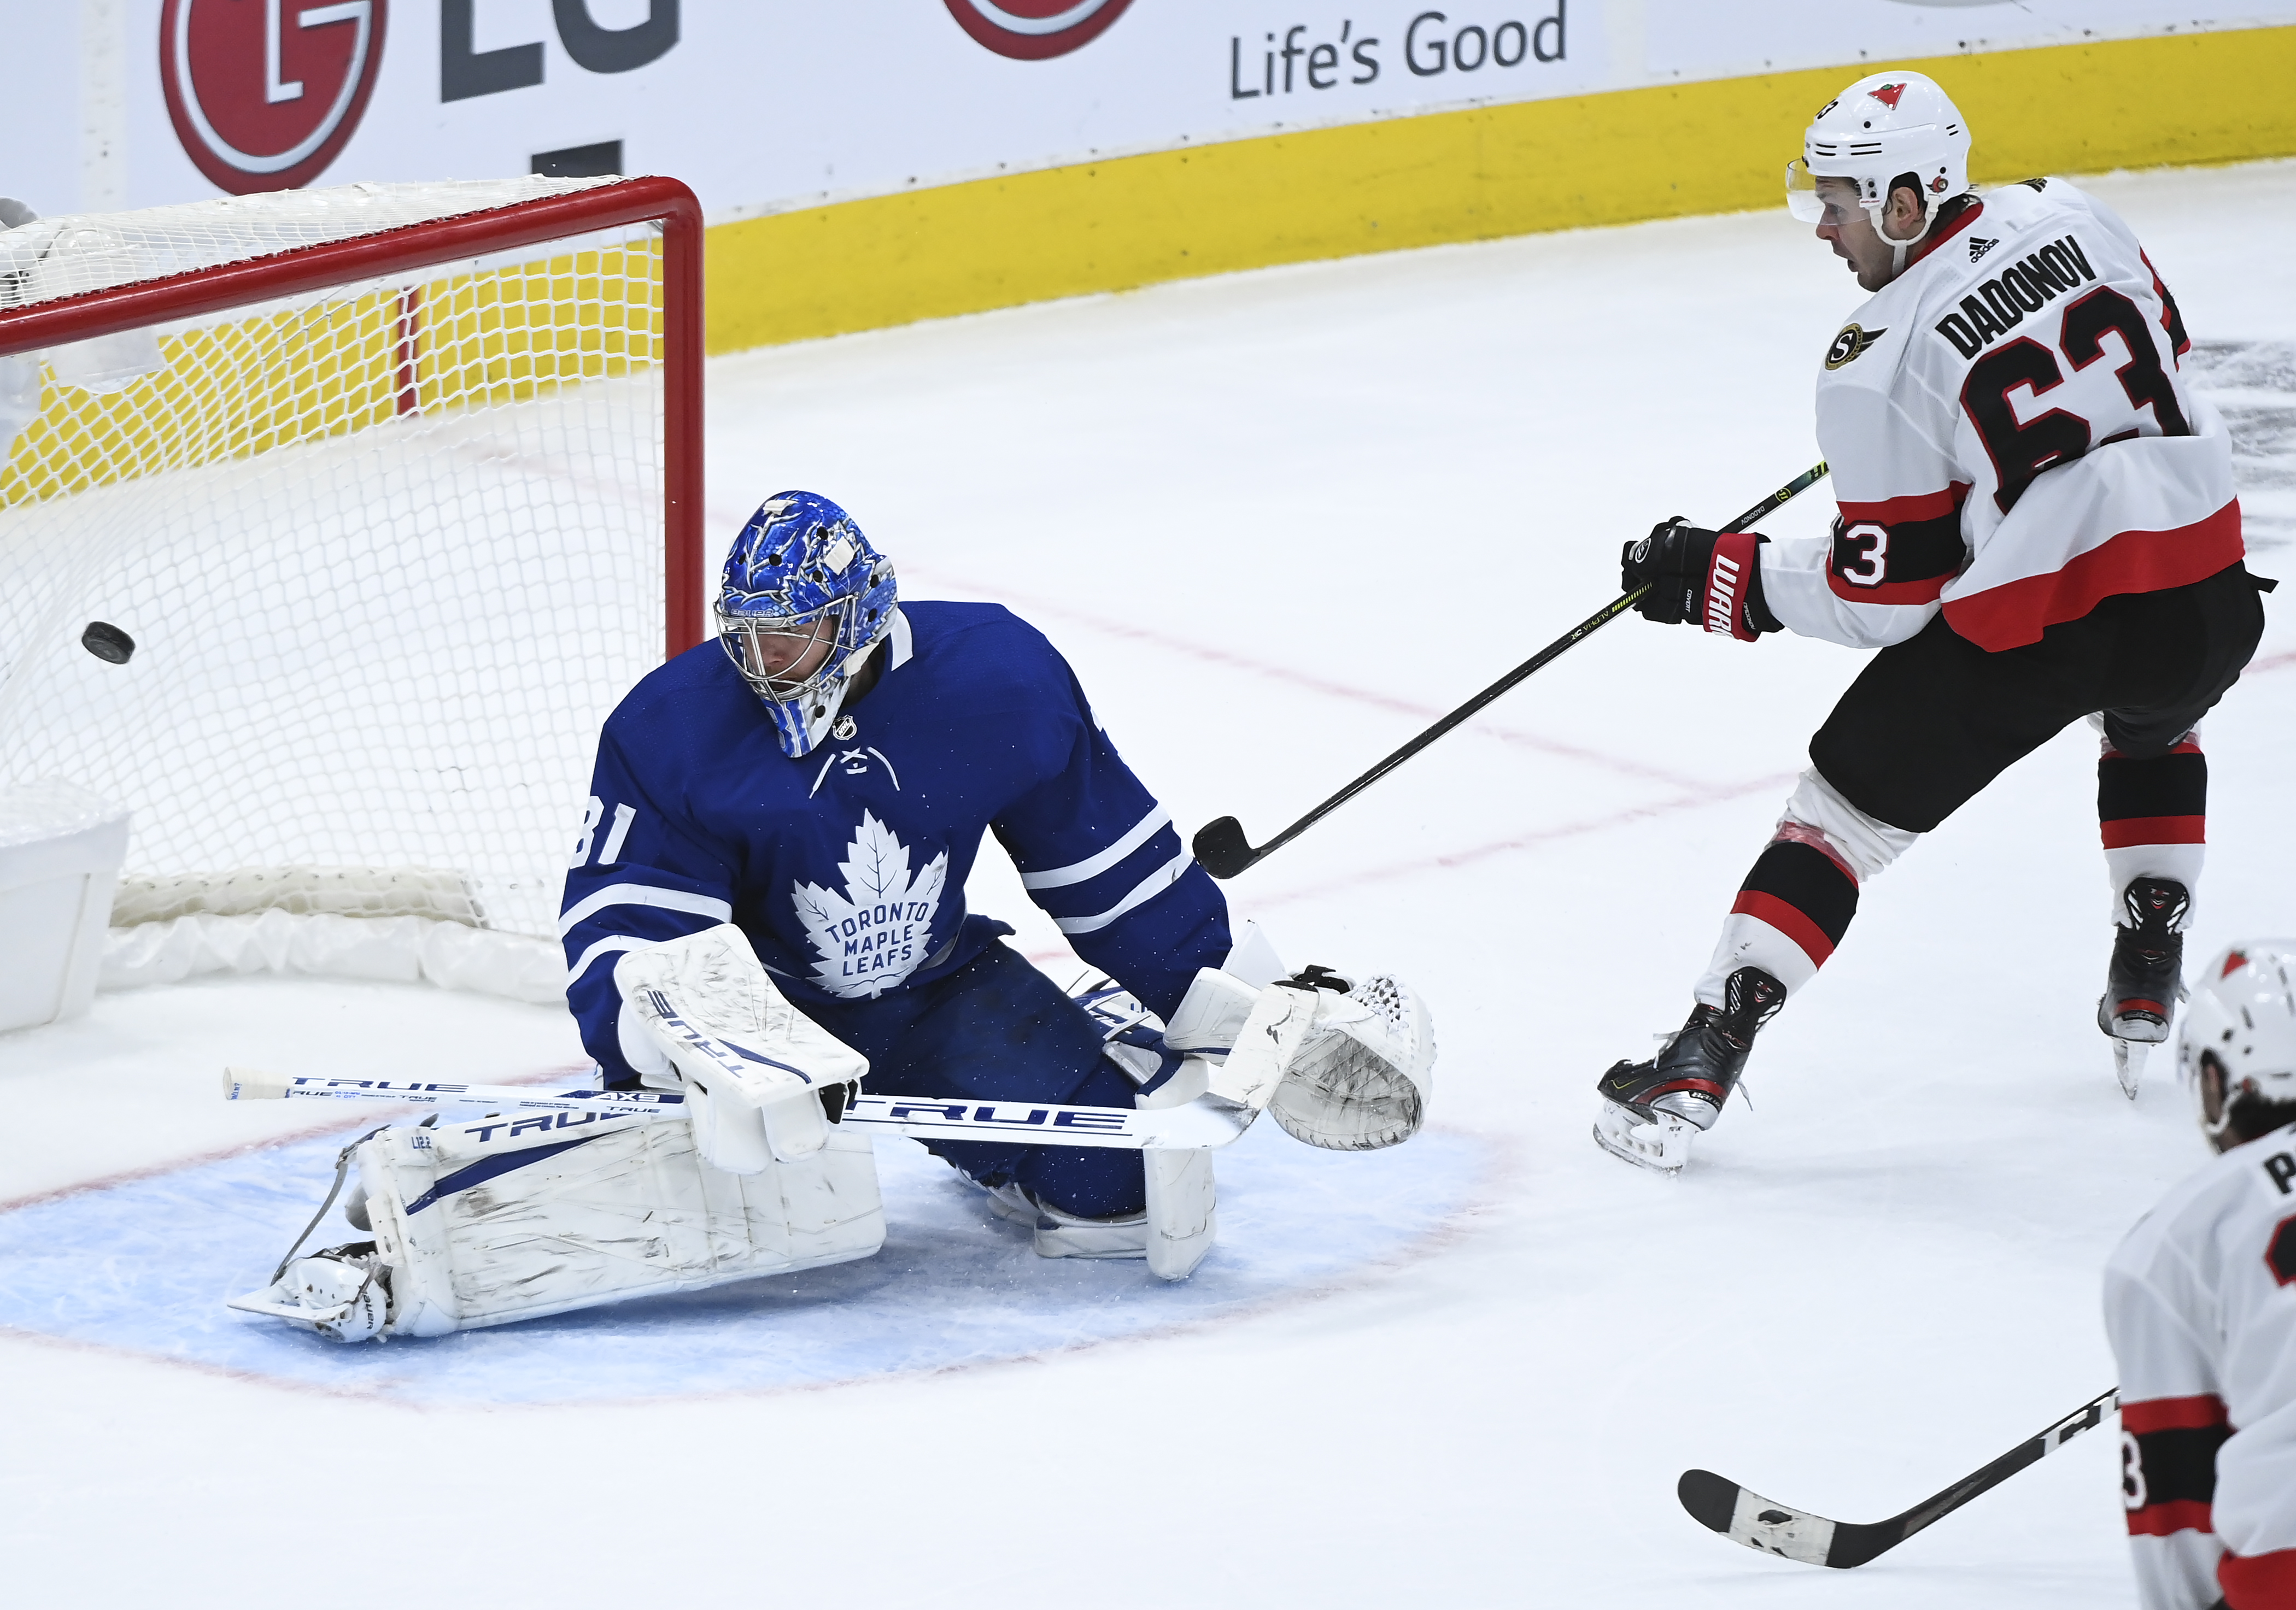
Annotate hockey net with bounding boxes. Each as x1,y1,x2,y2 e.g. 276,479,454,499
0,177,703,985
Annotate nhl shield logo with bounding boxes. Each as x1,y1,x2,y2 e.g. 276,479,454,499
942,0,1135,61
161,0,387,196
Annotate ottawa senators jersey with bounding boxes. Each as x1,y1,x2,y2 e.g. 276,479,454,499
1759,179,2241,652
2103,1122,2296,1610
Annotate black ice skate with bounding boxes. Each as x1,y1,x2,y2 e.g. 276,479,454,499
2097,876,2188,1100
1593,967,1784,1175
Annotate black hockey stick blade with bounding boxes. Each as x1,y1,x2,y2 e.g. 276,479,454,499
1678,1386,2120,1570
1192,815,1258,880
1190,461,1831,879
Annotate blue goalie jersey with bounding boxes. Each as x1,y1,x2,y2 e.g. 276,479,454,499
560,602,1232,1083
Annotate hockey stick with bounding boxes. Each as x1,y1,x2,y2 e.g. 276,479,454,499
1677,1386,2120,1569
223,1068,1253,1151
1190,460,1832,879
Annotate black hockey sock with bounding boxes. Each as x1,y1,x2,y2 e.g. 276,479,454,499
2098,738,2206,853
1729,838,1860,976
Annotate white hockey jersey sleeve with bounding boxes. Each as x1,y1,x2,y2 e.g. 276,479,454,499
2104,1124,2296,1610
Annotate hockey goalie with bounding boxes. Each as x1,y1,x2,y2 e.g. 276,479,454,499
232,493,1435,1343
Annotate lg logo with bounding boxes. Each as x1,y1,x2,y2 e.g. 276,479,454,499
161,1,680,197
942,0,1134,61
161,0,384,194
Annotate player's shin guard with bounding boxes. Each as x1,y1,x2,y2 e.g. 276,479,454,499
1693,833,1861,1006
2097,735,2204,938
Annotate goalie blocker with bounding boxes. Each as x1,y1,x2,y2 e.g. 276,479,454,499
231,926,1435,1341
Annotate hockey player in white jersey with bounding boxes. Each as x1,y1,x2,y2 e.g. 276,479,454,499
2105,943,2296,1609
231,492,1434,1341
1594,70,2269,1173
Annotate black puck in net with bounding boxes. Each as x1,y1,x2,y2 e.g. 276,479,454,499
81,621,136,664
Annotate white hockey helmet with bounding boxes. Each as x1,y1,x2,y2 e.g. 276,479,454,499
2177,942,2296,1146
1787,71,1973,255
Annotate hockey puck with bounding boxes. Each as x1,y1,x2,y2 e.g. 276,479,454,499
81,621,135,664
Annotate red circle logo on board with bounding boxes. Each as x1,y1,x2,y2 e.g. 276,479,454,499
942,0,1134,61
160,0,388,195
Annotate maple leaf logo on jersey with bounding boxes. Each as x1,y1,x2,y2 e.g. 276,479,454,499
792,812,947,1000
1824,323,1887,371
1969,236,1999,262
1869,82,1907,109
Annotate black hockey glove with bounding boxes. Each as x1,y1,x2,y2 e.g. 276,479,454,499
1621,518,1780,641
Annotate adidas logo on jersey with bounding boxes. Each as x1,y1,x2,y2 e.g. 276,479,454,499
1969,236,1999,262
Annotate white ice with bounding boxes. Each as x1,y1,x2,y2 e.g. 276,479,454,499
3,160,2293,1608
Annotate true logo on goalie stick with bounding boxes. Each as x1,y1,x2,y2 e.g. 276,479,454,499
161,0,387,196
942,0,1135,61
1824,324,1885,370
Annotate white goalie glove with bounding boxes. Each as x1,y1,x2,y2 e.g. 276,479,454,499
1209,966,1434,1150
613,924,869,1173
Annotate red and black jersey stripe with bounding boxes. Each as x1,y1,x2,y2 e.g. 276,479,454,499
1730,841,1859,967
2122,1394,2228,1538
1828,487,1971,606
2099,743,2206,848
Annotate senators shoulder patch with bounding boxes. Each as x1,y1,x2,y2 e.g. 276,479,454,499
1825,323,1887,371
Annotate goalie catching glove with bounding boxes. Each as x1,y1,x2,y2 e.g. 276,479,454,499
1208,966,1434,1150
613,924,868,1173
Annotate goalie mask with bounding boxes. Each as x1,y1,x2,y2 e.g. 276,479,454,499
2177,942,2296,1149
717,491,898,759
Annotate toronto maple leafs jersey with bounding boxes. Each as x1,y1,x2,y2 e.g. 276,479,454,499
1759,179,2241,653
559,602,1231,1084
2104,1122,2296,1610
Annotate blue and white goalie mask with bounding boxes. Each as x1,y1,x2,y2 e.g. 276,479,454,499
716,492,898,759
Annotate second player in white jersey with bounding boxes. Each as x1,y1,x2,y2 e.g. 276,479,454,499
2106,944,2296,1610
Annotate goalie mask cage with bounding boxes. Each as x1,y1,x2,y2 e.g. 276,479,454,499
0,175,704,948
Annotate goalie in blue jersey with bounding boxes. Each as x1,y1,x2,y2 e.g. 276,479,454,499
558,491,1438,1278
226,492,1436,1343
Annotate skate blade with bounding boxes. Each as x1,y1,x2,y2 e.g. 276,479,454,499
1592,1100,1695,1176
2112,1038,2148,1101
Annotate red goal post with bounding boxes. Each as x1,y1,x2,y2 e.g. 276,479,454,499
0,174,706,656
0,176,706,978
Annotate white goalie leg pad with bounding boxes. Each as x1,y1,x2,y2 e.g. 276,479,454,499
1215,971,1435,1150
239,1106,888,1339
1142,1148,1215,1280
614,923,868,1171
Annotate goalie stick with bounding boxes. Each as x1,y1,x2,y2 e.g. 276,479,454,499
1191,461,1832,880
222,1068,1254,1150
1677,1386,2120,1569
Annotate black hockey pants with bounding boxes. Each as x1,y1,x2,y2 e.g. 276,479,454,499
1809,561,2267,835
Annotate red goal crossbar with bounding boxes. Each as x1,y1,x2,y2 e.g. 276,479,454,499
0,175,707,659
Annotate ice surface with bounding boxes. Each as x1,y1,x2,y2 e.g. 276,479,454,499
2,160,2293,1608
0,1121,1486,1405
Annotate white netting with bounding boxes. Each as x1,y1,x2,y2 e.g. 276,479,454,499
0,178,619,309
0,179,669,944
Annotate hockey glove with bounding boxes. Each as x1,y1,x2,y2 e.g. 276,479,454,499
614,925,868,1172
1622,518,1779,641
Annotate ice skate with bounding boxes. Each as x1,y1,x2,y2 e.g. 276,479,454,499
1594,967,1783,1176
2098,877,2188,1100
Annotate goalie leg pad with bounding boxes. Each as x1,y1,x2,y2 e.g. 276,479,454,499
233,1104,887,1339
